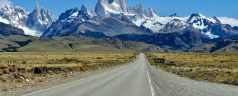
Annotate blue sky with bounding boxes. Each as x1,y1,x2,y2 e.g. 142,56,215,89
12,0,238,19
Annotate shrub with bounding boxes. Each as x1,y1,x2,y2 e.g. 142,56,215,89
97,57,103,59
22,61,27,64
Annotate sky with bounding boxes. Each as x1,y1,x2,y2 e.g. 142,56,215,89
11,0,238,19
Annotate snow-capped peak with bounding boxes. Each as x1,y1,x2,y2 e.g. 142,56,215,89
26,1,55,36
128,4,157,18
95,0,128,17
202,30,220,39
0,0,11,8
0,0,54,37
81,4,95,17
58,4,95,24
186,13,217,30
187,13,217,24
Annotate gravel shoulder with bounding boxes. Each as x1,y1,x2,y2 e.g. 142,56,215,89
148,65,238,96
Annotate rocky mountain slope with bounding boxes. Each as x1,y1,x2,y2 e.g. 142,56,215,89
0,0,238,52
41,4,149,38
0,1,54,36
0,22,33,52
0,21,161,52
0,22,24,36
95,0,128,17
41,0,238,39
27,1,54,35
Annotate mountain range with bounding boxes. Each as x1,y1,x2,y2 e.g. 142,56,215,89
0,0,238,52
0,1,54,36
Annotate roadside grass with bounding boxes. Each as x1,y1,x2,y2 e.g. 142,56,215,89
146,52,238,85
0,52,136,95
0,52,136,80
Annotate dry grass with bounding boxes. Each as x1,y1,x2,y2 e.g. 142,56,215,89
0,52,135,67
0,52,136,94
0,52,136,80
146,52,238,85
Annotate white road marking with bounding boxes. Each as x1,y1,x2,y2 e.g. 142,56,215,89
22,73,102,96
22,65,130,96
22,54,154,96
147,70,155,96
142,53,155,96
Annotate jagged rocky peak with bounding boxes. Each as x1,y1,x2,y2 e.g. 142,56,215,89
58,8,79,21
169,13,178,17
0,1,27,25
120,0,127,12
27,1,55,32
213,16,221,24
0,0,11,8
80,4,95,18
0,0,43,36
187,13,218,24
187,13,206,23
95,0,128,17
160,19,187,32
169,19,186,25
186,13,218,30
128,4,157,17
58,5,94,23
81,4,88,12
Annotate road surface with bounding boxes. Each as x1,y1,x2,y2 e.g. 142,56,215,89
23,53,155,96
23,53,238,96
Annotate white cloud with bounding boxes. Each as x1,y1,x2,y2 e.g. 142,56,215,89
0,0,11,7
217,17,238,27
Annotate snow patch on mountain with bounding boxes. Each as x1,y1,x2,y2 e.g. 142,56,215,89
192,22,208,29
132,15,187,32
0,1,54,37
0,16,41,36
217,17,238,27
18,26,41,36
187,13,216,23
0,16,9,24
69,11,78,18
202,30,220,39
187,13,218,28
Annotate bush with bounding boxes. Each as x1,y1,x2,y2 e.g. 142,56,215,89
22,61,27,64
34,67,42,74
97,57,103,59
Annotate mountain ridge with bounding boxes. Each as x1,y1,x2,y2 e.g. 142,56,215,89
0,0,238,52
0,1,54,36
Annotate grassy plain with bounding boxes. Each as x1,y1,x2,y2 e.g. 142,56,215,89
0,52,136,94
0,52,135,69
146,52,238,85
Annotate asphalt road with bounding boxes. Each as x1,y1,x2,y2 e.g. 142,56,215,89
23,53,155,96
23,53,238,96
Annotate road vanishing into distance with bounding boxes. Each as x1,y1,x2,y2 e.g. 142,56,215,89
23,53,238,96
23,54,155,96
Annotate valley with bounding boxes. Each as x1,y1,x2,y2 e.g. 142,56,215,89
0,0,238,96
